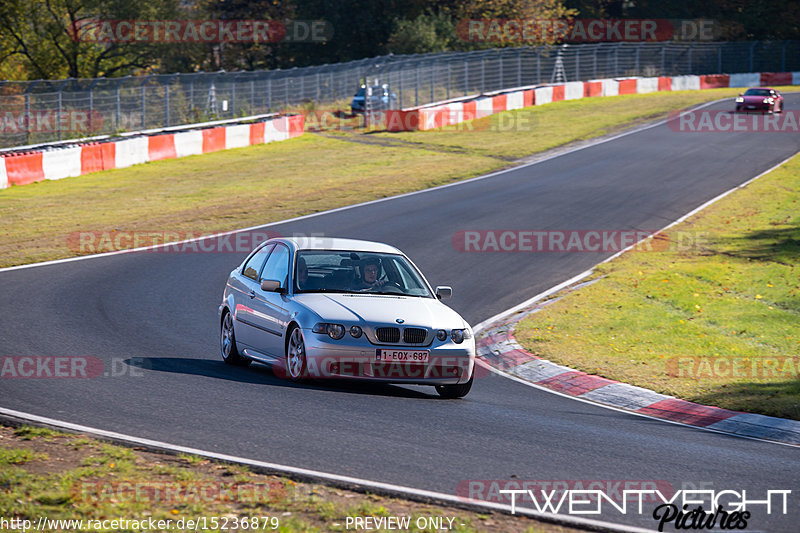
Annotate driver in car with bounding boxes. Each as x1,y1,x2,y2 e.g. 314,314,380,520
353,256,389,290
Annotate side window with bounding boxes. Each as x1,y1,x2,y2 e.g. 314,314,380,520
260,245,290,288
242,244,274,281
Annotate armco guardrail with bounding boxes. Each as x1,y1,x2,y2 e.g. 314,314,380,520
2,70,798,190
0,114,304,190
383,71,799,131
2,41,798,148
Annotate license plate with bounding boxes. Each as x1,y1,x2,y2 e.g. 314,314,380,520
376,349,429,363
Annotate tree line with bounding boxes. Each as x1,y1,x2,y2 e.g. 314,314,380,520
1,0,797,81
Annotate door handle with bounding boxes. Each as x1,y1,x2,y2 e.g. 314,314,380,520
248,290,256,299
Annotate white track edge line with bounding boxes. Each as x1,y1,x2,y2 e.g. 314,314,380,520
0,99,726,274
473,360,799,449
472,149,800,449
0,407,655,533
474,149,799,334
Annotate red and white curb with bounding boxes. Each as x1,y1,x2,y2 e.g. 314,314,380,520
0,114,304,189
476,294,800,446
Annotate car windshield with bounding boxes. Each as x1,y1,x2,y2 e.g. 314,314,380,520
294,250,433,297
744,89,771,96
354,87,365,97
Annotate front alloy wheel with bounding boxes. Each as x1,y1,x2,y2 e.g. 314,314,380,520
286,327,308,380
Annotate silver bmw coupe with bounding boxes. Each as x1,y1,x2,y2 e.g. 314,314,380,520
218,237,476,398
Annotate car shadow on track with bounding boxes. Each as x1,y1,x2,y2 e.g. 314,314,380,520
125,357,439,399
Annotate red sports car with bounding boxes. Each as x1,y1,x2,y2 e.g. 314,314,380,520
735,87,784,113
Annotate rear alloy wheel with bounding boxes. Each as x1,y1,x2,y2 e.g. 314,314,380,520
435,374,473,399
286,327,308,381
220,311,251,366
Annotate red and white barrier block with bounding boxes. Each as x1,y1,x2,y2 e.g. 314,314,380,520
0,114,304,189
385,71,798,132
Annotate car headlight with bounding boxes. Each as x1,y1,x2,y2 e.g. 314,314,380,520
349,326,363,338
436,329,448,341
313,322,345,340
764,98,773,104
735,97,744,103
450,328,472,344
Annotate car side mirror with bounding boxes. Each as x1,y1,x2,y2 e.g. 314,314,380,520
435,286,452,300
261,279,282,292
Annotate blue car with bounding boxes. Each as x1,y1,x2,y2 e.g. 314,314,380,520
350,84,397,114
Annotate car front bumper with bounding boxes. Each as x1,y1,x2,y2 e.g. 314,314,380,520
300,330,475,385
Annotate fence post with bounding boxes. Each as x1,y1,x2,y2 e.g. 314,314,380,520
164,85,169,127
687,44,693,73
415,64,419,107
430,60,434,103
447,61,451,100
634,46,639,76
268,76,272,111
57,83,63,141
498,50,503,90
517,48,522,86
781,41,787,71
576,46,581,80
464,60,468,96
250,79,255,114
536,49,541,83
593,47,598,78
398,69,403,109
141,84,146,129
481,58,485,93
89,86,94,132
661,46,666,75
115,81,121,132
231,80,236,116
24,91,29,143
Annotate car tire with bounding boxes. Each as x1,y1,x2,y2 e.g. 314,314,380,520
220,311,251,366
435,374,473,399
285,326,308,381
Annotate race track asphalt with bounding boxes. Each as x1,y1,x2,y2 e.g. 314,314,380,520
2,95,799,531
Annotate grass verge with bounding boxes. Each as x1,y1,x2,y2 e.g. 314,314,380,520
0,87,766,268
515,154,800,420
0,424,581,533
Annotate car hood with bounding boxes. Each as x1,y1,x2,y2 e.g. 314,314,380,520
294,293,468,329
741,95,770,103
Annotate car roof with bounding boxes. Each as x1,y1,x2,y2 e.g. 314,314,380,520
281,237,402,254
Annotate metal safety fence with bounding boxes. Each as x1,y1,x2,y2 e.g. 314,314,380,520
1,40,798,148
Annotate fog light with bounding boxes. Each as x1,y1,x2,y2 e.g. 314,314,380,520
436,329,448,341
350,326,363,338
